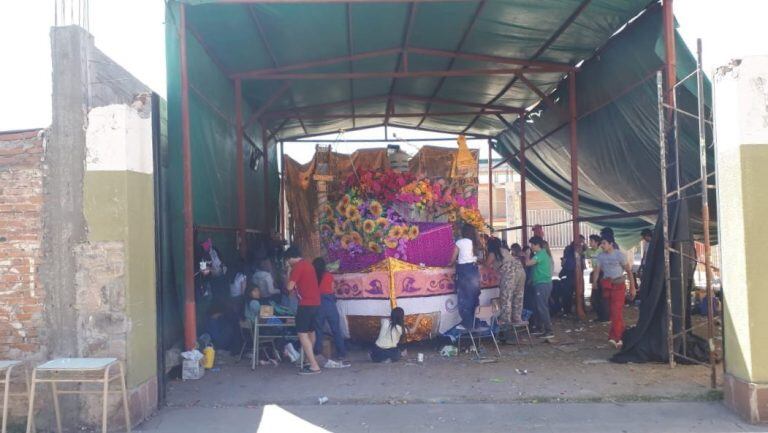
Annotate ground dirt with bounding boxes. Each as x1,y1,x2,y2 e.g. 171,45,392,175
166,306,719,409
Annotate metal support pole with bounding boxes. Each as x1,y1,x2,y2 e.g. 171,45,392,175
279,140,286,240
519,114,527,246
569,71,585,320
261,125,271,233
696,38,717,389
179,4,196,351
488,139,494,232
658,71,675,368
663,0,677,109
235,79,247,259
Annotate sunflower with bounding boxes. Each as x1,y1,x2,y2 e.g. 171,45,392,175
346,206,361,222
336,201,347,215
407,225,420,240
340,234,353,249
388,225,404,239
369,200,383,217
350,231,363,245
368,241,382,254
362,219,376,234
320,204,334,219
334,223,345,236
384,237,399,249
376,217,389,227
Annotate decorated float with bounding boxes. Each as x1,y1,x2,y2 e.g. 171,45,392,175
284,137,500,341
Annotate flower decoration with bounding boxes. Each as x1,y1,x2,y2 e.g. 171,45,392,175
388,225,404,239
368,241,382,254
350,231,363,245
407,225,420,240
384,237,399,249
362,219,376,234
376,217,389,227
346,206,361,222
340,234,353,249
369,200,383,217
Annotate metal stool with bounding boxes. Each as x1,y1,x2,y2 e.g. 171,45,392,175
0,361,34,433
26,358,130,433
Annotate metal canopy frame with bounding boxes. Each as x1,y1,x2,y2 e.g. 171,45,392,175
174,0,674,350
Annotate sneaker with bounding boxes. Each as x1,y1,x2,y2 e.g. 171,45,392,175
608,339,618,348
455,324,467,331
298,366,321,375
616,340,624,350
324,359,351,369
542,332,555,340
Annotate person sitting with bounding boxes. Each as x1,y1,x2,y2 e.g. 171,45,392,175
243,284,301,363
252,258,281,304
370,307,407,363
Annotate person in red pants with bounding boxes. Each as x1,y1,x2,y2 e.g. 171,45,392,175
591,235,637,349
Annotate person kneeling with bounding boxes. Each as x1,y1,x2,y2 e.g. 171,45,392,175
370,307,407,363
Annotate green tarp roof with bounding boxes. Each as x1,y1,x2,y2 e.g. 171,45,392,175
176,0,655,139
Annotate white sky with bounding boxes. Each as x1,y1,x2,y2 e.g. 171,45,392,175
1,0,766,160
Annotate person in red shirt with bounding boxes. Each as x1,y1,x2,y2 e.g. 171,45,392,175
286,246,322,374
312,258,349,366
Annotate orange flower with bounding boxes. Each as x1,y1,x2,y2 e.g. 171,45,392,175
346,206,361,222
369,200,383,217
341,194,351,206
340,235,353,249
384,237,399,249
407,225,420,240
350,231,363,245
334,224,345,236
368,242,382,254
388,226,403,239
362,219,376,234
376,217,389,227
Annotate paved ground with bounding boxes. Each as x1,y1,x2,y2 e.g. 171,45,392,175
138,402,766,433
146,308,734,432
165,309,716,408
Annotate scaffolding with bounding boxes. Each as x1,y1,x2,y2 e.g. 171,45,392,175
657,39,721,388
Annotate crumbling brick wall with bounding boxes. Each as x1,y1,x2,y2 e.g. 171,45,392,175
0,129,46,362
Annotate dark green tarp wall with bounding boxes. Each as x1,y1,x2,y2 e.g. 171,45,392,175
493,4,714,247
163,1,280,345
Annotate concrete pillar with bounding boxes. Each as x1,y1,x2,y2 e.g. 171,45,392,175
714,55,768,423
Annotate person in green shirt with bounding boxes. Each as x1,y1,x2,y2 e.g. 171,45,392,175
525,236,554,339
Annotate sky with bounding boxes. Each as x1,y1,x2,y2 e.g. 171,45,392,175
1,0,767,156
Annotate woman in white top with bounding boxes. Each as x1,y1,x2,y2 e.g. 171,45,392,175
370,307,407,362
451,224,481,330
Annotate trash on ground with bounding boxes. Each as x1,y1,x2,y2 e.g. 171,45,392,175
181,350,205,380
489,377,504,383
515,368,529,375
440,345,458,357
318,396,329,405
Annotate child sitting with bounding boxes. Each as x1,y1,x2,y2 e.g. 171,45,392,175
244,285,300,363
370,307,407,363
244,285,262,324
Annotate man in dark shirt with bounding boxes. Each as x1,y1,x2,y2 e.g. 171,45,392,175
286,246,322,375
559,235,585,315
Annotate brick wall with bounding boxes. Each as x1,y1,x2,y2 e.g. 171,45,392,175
0,129,46,361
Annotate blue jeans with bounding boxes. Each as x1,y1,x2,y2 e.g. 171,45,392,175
370,345,401,363
456,263,481,328
533,282,553,333
314,294,347,358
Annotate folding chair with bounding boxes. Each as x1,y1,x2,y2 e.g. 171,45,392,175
490,298,533,348
457,304,502,358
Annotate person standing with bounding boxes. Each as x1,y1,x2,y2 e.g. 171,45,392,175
285,246,322,375
487,239,527,333
312,257,349,366
560,235,586,315
525,236,554,339
586,234,609,322
451,224,480,331
592,235,637,349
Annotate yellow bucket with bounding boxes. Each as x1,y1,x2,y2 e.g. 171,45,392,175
203,346,216,369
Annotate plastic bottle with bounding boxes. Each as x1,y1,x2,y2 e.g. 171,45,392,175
203,345,216,369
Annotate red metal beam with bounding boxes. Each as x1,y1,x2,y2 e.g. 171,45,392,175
261,124,272,233
219,0,474,3
406,46,574,72
385,2,418,127
190,84,235,126
242,67,534,81
179,4,197,352
517,73,561,113
465,0,591,130
186,23,230,76
246,82,292,127
396,94,525,113
568,71,585,320
266,109,516,120
519,114,528,245
488,139,494,232
416,0,486,128
235,79,247,259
